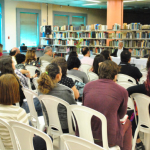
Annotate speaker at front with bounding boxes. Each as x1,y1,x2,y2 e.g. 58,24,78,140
45,25,51,35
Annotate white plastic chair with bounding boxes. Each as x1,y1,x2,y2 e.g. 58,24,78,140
131,93,150,150
33,77,39,92
60,134,106,150
79,64,92,75
26,66,40,77
127,97,135,110
22,88,45,131
40,60,50,73
38,95,75,137
139,76,147,84
141,71,147,78
87,72,99,81
117,81,136,89
70,105,120,150
0,118,18,150
9,121,53,150
67,74,83,83
117,74,136,84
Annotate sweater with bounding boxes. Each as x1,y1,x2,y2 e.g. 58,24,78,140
83,79,128,147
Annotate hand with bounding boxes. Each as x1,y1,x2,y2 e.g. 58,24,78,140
26,73,31,78
33,73,37,78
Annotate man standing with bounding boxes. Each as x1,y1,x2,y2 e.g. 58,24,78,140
111,41,128,57
39,46,54,64
80,47,93,66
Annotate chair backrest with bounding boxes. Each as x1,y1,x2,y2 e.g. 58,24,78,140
127,97,135,110
40,60,50,73
26,66,40,77
33,77,39,90
131,93,150,130
60,134,106,150
117,81,136,89
38,95,74,136
139,76,146,84
9,121,53,150
141,71,147,78
67,74,83,83
0,118,18,150
79,64,92,75
87,72,99,81
70,105,109,150
117,74,136,84
22,87,39,127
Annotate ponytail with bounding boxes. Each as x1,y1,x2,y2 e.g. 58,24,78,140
38,72,56,94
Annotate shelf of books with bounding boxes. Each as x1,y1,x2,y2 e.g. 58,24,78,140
40,23,150,57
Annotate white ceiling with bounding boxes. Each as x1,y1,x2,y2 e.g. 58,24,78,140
14,0,150,9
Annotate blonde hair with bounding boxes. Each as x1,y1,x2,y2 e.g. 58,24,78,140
25,50,36,63
37,63,60,94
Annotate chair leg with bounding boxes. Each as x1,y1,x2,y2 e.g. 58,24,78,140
144,133,150,150
132,127,139,150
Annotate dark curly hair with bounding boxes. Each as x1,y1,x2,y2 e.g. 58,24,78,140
99,60,120,80
101,50,111,60
81,47,89,56
67,56,81,70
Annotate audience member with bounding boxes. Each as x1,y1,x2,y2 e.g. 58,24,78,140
101,50,112,60
82,60,132,150
67,56,88,84
51,57,79,99
111,41,128,57
9,47,20,65
0,74,49,150
25,49,41,67
80,47,93,66
90,54,105,75
119,50,142,83
0,56,42,116
0,44,3,57
39,46,53,64
67,51,78,60
38,63,76,133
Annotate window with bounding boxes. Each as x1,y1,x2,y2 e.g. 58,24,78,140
20,13,38,47
16,9,41,47
53,11,87,27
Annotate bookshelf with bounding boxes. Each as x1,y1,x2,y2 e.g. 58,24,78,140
40,23,150,57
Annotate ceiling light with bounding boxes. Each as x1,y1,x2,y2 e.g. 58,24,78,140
86,0,101,3
83,3,98,6
123,0,135,2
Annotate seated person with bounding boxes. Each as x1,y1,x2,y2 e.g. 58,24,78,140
0,56,42,116
101,50,112,60
25,49,41,67
119,50,142,83
67,56,88,84
80,47,93,66
52,57,79,99
67,51,78,61
38,63,76,133
39,46,54,64
0,74,50,150
111,41,128,57
82,60,132,150
90,54,105,75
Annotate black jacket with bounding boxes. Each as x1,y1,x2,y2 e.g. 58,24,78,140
111,47,128,57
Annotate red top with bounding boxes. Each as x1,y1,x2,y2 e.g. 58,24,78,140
83,79,128,147
0,52,2,57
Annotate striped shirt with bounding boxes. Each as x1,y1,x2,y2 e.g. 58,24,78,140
0,104,28,149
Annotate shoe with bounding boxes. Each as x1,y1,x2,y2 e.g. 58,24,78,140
136,142,145,150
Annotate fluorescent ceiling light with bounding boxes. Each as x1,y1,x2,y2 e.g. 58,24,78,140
124,0,135,2
83,3,98,5
86,0,101,3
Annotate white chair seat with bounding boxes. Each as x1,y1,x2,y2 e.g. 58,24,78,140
117,74,136,84
87,72,99,81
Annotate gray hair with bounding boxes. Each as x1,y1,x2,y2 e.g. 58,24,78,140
44,46,52,54
119,41,123,44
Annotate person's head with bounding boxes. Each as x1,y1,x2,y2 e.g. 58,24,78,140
68,51,78,58
0,74,20,105
121,50,131,63
38,63,62,94
0,44,3,53
51,57,67,77
128,48,132,53
44,46,53,56
0,56,15,76
93,54,105,75
101,50,111,60
25,49,36,63
99,60,120,81
9,47,20,56
67,56,81,70
16,53,26,64
118,41,123,49
81,47,90,57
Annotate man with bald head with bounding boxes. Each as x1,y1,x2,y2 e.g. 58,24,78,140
9,47,20,65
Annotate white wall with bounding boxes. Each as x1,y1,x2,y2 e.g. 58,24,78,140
4,0,106,51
